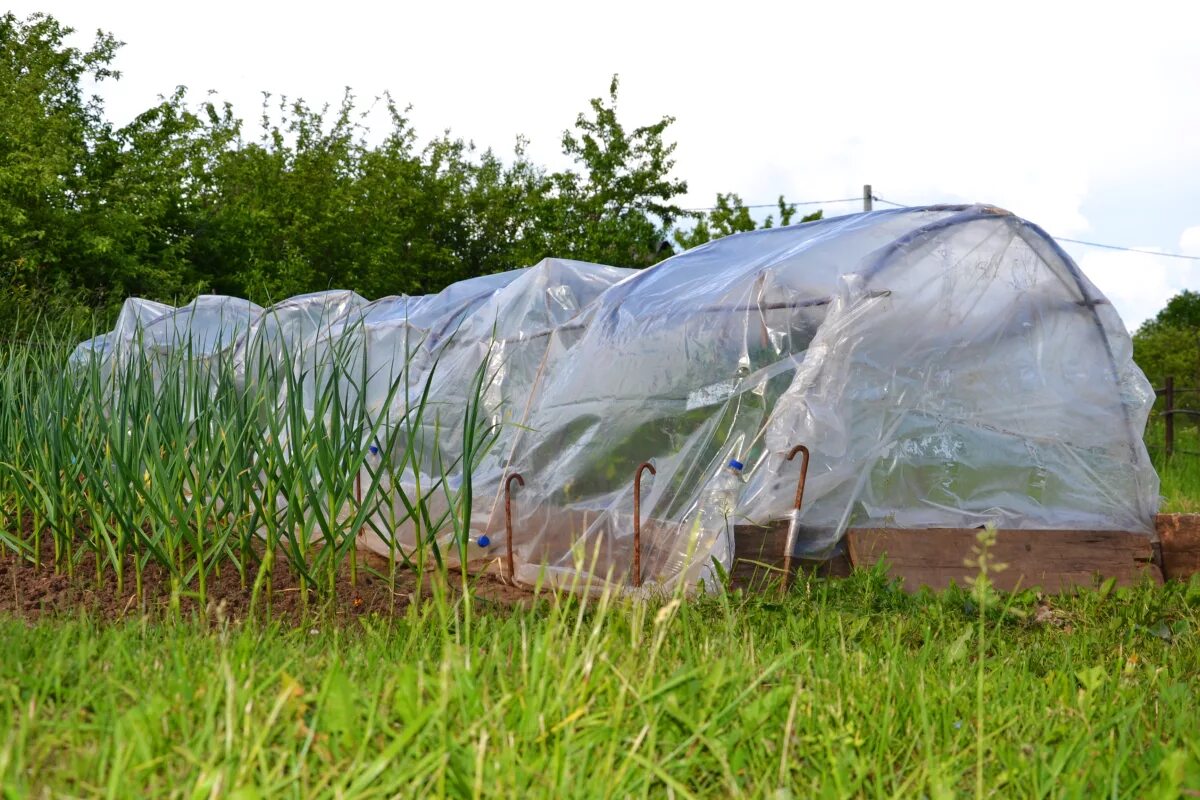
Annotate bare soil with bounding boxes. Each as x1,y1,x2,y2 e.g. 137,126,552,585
0,534,533,625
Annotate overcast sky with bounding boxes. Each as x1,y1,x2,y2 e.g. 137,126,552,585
13,0,1200,329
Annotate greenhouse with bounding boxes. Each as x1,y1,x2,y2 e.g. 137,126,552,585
72,204,1160,591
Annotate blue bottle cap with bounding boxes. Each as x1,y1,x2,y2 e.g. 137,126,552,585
728,459,744,471
369,445,379,455
477,535,490,548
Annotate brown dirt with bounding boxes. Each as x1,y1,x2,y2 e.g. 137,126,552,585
0,532,534,626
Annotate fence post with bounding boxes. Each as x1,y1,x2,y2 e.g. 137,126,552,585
1165,375,1175,458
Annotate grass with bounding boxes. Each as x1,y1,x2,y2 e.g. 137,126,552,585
1147,415,1200,513
1,572,1197,798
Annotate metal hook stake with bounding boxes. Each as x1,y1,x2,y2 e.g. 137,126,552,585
504,472,524,585
782,445,810,591
633,462,656,588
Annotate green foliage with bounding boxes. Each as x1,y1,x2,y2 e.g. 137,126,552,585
551,75,687,267
675,193,823,250
1133,291,1200,407
89,88,240,300
0,12,121,331
1134,325,1200,389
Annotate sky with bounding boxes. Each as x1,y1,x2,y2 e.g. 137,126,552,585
12,0,1200,329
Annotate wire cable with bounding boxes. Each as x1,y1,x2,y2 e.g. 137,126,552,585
683,196,861,213
1053,237,1200,262
685,193,1200,262
873,196,1200,261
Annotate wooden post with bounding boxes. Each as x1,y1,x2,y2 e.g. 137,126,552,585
863,184,873,212
1165,375,1175,458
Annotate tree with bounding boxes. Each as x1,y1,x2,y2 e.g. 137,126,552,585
188,92,556,302
0,14,236,327
0,12,120,330
85,87,239,301
674,194,823,251
547,75,688,268
188,90,424,302
1133,290,1200,405
427,135,557,284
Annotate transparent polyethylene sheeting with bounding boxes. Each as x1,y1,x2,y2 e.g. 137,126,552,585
68,297,174,368
72,207,1160,590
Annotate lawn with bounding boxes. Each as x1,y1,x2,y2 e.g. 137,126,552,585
1,569,1198,798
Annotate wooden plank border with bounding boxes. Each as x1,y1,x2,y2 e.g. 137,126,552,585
1156,514,1200,581
845,528,1161,592
733,521,1189,592
730,521,850,590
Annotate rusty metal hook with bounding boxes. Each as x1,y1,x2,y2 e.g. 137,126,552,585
633,461,656,588
782,445,810,591
786,445,810,510
504,472,524,585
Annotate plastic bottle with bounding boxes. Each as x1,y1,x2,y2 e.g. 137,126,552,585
700,459,744,535
360,444,383,491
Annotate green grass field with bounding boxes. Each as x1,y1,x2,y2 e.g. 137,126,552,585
2,570,1198,798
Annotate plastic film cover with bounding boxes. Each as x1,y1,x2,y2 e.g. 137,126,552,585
74,206,1159,591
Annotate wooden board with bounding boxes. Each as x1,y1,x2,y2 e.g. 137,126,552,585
1155,514,1200,580
731,521,851,590
846,528,1162,593
730,522,789,591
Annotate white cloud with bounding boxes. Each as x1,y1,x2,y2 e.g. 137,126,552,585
1180,226,1200,255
